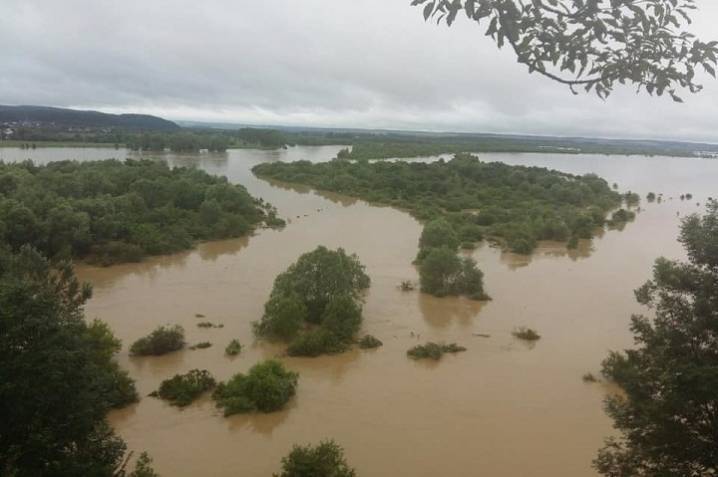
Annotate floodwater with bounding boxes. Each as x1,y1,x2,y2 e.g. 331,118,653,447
3,146,716,476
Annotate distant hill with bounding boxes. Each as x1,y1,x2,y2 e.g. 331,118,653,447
0,105,180,131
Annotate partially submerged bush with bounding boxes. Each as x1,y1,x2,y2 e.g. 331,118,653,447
407,342,466,360
189,342,212,350
512,327,541,341
399,280,415,291
155,369,216,407
287,329,347,357
225,339,242,356
213,360,298,415
197,321,223,329
582,372,598,383
129,325,185,356
419,247,489,300
358,334,383,349
275,440,356,477
254,246,370,356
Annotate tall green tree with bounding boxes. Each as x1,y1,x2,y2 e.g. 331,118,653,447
412,0,718,100
0,246,147,477
595,199,718,476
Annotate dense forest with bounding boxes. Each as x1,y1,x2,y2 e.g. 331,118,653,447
253,154,625,255
0,159,280,265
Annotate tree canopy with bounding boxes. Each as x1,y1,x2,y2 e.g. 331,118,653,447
412,0,718,101
274,440,356,477
254,246,371,356
0,159,280,265
0,246,149,476
253,154,623,255
596,199,718,475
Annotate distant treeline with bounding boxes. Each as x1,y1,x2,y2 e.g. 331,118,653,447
6,120,718,158
0,159,280,265
253,153,626,254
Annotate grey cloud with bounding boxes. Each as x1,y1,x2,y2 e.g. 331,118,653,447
1,0,718,141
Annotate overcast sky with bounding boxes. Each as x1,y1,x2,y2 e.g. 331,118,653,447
2,0,718,141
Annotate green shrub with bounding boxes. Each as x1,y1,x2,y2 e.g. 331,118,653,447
419,247,489,300
254,246,370,356
358,335,383,349
197,321,223,329
275,440,356,477
512,327,541,341
287,329,347,357
611,209,636,223
225,339,242,356
407,342,466,360
213,360,298,415
155,369,216,407
129,325,185,356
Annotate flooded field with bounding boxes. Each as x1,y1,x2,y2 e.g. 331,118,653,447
3,146,716,476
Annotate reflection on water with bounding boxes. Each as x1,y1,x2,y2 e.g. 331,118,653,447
5,146,718,476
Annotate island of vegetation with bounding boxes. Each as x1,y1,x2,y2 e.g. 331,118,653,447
407,342,467,360
0,159,283,265
212,360,298,416
129,325,186,357
152,369,216,407
254,154,625,298
253,246,371,356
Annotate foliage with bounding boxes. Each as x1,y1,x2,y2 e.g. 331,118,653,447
253,154,621,256
0,159,270,265
213,360,299,415
155,369,216,407
225,339,242,356
610,208,636,224
412,0,718,101
512,327,541,341
126,131,230,152
274,440,356,477
254,247,370,355
0,246,143,476
358,335,383,349
419,247,488,300
127,452,160,477
287,328,348,357
595,200,718,476
407,342,467,360
646,192,657,202
129,325,186,356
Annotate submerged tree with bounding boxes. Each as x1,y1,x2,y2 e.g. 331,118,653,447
0,246,151,476
274,440,356,477
412,0,718,101
595,199,718,475
254,246,370,356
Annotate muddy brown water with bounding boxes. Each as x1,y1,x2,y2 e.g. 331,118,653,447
2,146,716,476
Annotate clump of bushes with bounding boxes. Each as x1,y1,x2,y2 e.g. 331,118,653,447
253,246,370,357
407,342,466,360
512,326,541,341
358,335,383,349
129,325,185,356
275,440,356,477
647,192,657,202
153,369,216,407
213,360,298,415
225,339,242,356
418,247,489,300
189,342,212,350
